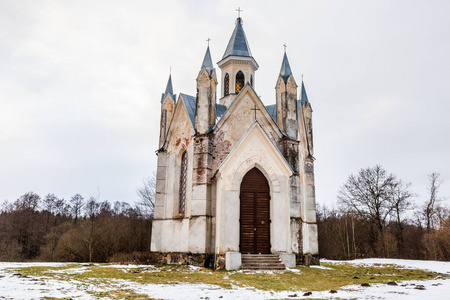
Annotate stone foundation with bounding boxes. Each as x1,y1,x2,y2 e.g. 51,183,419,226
215,253,226,270
150,251,319,269
296,253,320,266
150,252,214,268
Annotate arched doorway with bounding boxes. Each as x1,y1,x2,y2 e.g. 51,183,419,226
240,167,271,254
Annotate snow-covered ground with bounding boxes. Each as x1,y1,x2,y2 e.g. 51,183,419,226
0,259,448,299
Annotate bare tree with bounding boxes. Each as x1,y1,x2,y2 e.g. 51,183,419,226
422,172,444,231
15,192,40,211
12,192,43,258
137,173,156,218
338,165,399,255
390,180,413,254
70,194,84,226
83,197,101,262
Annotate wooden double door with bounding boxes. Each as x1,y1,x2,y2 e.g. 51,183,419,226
239,168,271,254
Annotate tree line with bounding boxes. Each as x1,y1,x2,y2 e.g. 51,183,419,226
318,166,450,261
0,177,155,263
1,168,448,263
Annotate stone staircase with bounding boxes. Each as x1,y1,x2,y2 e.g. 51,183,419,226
241,254,286,271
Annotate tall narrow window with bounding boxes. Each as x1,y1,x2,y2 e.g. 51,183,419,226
250,75,253,87
179,151,188,214
235,71,244,93
224,73,230,96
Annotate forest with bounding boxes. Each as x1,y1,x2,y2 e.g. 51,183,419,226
317,166,450,261
0,166,448,262
0,178,155,263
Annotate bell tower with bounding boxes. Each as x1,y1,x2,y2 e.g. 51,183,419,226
217,17,259,108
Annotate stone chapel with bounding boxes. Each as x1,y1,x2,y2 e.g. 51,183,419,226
151,16,319,270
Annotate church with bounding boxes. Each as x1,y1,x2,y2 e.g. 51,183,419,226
151,15,319,270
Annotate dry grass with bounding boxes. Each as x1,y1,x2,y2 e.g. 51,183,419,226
18,262,446,294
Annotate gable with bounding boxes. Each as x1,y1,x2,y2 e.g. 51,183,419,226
214,84,283,139
214,121,293,179
162,96,195,153
179,94,196,127
210,85,287,171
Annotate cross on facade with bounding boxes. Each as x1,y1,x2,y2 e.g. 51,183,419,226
206,38,211,46
283,43,287,52
236,7,243,18
250,105,260,120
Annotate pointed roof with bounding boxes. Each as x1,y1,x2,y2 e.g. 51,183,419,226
300,80,311,107
222,18,252,59
201,46,214,75
165,74,173,96
161,74,175,102
280,52,292,82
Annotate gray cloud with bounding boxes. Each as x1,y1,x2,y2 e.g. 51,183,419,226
1,0,449,207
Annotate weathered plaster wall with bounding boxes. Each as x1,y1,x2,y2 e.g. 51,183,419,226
151,99,195,253
214,123,293,254
212,87,283,172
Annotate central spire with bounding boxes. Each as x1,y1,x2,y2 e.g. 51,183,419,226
218,15,259,108
222,17,253,59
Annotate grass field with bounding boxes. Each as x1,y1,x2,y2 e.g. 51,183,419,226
16,262,446,299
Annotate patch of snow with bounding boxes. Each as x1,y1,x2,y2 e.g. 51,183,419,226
106,264,153,269
286,268,301,273
0,259,449,299
0,262,98,299
310,265,334,270
323,258,450,274
188,265,203,271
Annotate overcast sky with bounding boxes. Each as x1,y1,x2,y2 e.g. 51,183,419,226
1,0,449,208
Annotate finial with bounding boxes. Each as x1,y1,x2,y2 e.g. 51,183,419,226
236,7,243,18
206,37,211,47
283,43,287,53
302,74,304,81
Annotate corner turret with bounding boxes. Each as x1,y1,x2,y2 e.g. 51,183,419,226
195,46,217,134
300,80,313,155
275,51,298,138
159,74,176,147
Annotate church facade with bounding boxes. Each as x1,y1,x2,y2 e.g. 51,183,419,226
151,17,319,269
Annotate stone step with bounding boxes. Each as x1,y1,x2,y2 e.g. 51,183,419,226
242,266,286,271
242,262,284,266
243,265,284,269
242,258,280,260
241,254,278,256
242,260,281,264
240,254,286,270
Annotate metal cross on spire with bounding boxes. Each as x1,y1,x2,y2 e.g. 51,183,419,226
206,37,211,46
236,7,243,18
283,43,287,53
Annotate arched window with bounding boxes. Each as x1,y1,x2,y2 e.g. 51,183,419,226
235,71,244,94
250,75,253,87
179,151,188,214
224,73,230,96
